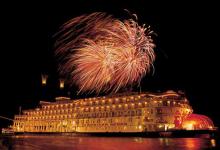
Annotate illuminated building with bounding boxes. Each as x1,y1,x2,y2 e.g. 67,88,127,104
12,90,215,133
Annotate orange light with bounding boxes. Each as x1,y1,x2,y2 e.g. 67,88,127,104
183,121,196,130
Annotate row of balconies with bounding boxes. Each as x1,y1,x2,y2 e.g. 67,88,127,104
23,100,190,116
76,110,143,119
14,109,145,121
40,97,187,111
41,98,146,110
24,102,149,116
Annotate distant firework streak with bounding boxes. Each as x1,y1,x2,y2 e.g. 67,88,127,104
55,12,156,94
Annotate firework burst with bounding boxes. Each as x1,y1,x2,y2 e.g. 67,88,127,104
55,12,156,94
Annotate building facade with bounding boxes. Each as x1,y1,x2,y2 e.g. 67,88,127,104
13,90,212,133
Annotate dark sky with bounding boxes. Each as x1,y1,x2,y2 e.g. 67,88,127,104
1,1,219,128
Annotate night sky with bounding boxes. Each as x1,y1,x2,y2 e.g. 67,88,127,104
1,1,219,128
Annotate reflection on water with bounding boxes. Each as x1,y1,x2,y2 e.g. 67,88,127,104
0,135,219,150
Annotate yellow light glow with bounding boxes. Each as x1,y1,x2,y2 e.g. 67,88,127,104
60,79,64,89
210,139,216,147
158,124,163,128
41,74,48,85
183,121,195,130
62,121,67,126
72,121,76,125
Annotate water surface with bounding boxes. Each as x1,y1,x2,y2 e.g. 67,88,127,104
0,135,218,150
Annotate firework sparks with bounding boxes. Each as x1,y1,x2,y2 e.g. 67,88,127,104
55,12,156,94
